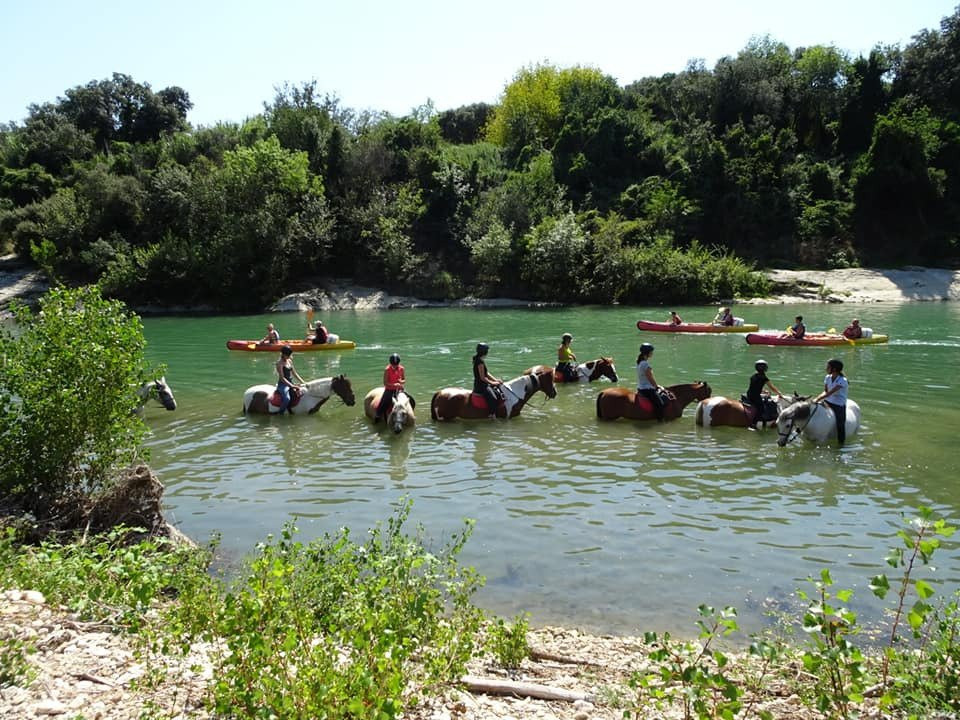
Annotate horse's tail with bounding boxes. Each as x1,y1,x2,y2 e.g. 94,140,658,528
430,392,441,421
596,392,603,419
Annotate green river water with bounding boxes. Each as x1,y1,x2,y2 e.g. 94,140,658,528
141,302,960,635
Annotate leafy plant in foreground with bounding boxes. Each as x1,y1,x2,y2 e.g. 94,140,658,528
488,612,530,670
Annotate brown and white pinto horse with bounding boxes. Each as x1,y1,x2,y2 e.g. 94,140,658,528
243,375,355,415
364,387,416,433
430,365,557,421
696,394,797,429
596,381,712,421
525,357,618,383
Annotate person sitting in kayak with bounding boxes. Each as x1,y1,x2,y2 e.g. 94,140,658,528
309,320,328,344
842,318,863,339
784,315,806,339
260,323,280,344
636,342,666,421
376,353,406,421
556,333,578,382
473,343,503,418
713,307,734,326
744,359,782,429
669,311,683,325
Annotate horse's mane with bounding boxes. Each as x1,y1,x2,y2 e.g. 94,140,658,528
781,401,813,420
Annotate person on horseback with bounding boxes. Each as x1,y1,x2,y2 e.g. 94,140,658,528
669,311,683,325
814,358,848,446
636,342,665,421
745,359,782,429
275,345,306,414
473,343,503,418
376,353,406,422
556,333,578,382
260,323,280,344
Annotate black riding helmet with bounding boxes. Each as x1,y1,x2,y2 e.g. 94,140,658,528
281,345,293,356
476,343,489,356
755,359,768,371
827,358,844,372
639,342,655,355
389,353,401,366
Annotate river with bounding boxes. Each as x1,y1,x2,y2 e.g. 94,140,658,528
142,302,960,635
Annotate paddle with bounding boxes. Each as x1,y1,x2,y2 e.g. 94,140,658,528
828,327,856,345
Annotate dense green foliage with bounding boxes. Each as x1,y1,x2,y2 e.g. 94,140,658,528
0,285,155,514
3,14,960,310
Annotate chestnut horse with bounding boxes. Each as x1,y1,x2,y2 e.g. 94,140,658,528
431,365,557,421
695,394,797,429
596,381,712,421
525,357,618,383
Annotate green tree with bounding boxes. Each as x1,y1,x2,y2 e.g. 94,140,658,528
0,286,154,515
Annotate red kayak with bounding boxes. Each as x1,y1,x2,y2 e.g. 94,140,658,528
637,320,759,333
744,333,889,346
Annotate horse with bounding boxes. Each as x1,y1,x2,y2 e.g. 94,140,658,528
525,357,618,384
136,377,177,412
430,365,557,421
775,398,861,446
595,381,712,421
242,375,355,415
695,393,798,429
364,387,416,433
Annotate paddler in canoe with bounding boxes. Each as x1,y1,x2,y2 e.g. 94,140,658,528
260,323,281,344
712,307,734,326
842,318,863,339
781,315,806,339
668,311,683,325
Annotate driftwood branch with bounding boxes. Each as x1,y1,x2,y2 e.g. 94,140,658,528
529,646,601,666
460,674,590,703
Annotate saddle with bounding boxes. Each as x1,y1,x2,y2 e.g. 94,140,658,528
469,386,505,413
634,388,674,413
740,395,778,424
269,386,303,408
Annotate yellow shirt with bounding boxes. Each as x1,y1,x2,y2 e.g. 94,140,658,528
558,345,575,363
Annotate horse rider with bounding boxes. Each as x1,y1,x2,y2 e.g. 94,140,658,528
473,343,503,418
275,345,306,414
376,353,406,422
260,323,280,344
814,358,848,446
636,342,665,421
556,333,578,382
745,359,782,429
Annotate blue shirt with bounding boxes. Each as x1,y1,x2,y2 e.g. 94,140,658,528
824,374,848,405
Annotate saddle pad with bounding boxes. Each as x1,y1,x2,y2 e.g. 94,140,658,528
633,395,654,413
269,389,302,408
469,393,488,410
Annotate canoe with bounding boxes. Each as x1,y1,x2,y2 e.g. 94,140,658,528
227,339,357,352
744,333,889,347
636,320,760,333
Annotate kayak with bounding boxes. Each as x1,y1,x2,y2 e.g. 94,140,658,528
637,320,760,333
744,333,889,347
227,339,357,352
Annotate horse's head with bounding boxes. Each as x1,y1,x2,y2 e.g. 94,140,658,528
692,381,711,401
775,400,812,446
387,392,415,434
598,357,618,382
532,365,557,398
154,377,177,410
331,374,356,406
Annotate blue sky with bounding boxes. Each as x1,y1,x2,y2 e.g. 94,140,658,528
3,0,957,127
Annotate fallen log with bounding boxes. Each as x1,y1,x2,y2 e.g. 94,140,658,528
460,674,590,702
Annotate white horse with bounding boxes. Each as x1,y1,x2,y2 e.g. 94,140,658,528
136,377,177,413
775,398,861,446
243,375,355,415
364,388,416,433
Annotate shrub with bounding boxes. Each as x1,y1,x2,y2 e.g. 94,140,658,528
488,613,530,670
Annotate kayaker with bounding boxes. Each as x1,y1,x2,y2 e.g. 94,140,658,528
713,307,734,326
784,315,806,339
309,320,328,344
473,342,503,418
636,342,665,421
842,318,863,339
814,358,848,446
375,353,406,422
556,333,578,382
275,345,306,415
745,359,782,429
669,311,683,325
260,323,280,344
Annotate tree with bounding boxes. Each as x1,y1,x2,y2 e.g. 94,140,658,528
0,286,155,515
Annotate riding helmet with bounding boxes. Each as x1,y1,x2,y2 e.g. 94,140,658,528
281,345,293,356
639,342,655,354
755,359,768,371
827,358,844,372
389,353,401,366
476,342,489,355
562,333,573,342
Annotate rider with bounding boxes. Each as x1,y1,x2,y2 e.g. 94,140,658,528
636,342,665,421
260,323,280,344
376,353,406,422
309,320,328,344
669,311,683,325
713,307,734,326
842,318,863,339
745,359,782,429
556,333,578,382
472,342,503,418
814,358,848,446
275,345,306,414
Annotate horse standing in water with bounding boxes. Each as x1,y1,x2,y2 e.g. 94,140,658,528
696,394,798,429
243,375,355,415
431,365,557,421
525,357,618,383
596,381,711,421
136,377,177,413
364,387,416,433
775,398,861,446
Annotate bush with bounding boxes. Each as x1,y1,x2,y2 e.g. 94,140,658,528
0,285,155,515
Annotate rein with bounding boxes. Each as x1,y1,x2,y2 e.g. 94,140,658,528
778,402,820,445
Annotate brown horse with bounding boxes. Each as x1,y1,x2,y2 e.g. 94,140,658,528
595,381,712,421
431,365,557,421
695,394,797,429
525,357,618,383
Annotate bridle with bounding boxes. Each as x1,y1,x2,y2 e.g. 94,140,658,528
777,402,820,446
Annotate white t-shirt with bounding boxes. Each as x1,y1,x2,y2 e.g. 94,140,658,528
636,360,656,390
824,374,848,405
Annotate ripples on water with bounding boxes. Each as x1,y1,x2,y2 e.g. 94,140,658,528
144,304,960,635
